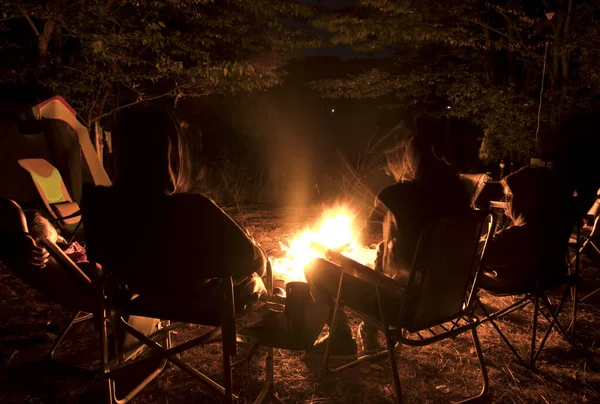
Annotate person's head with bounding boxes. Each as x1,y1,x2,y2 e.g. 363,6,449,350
24,210,58,244
385,134,455,183
114,105,192,195
502,166,567,226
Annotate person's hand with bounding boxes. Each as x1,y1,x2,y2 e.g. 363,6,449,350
18,235,49,269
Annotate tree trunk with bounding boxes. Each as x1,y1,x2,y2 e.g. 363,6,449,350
482,26,494,83
38,20,55,65
560,0,573,104
94,120,104,162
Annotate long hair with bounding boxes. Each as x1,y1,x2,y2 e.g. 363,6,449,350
385,134,459,185
114,105,192,195
24,210,58,243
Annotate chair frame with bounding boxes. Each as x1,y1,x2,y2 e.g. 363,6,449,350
474,279,575,369
37,238,99,370
570,215,600,302
48,310,94,370
322,211,494,404
476,224,578,369
92,260,279,404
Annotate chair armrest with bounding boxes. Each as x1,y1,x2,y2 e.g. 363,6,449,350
39,238,92,291
324,250,404,296
58,209,82,221
51,202,81,225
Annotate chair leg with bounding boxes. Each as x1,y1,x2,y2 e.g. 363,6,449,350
589,240,600,256
571,280,579,342
533,293,572,366
322,307,340,371
541,294,571,343
476,299,527,367
322,272,346,372
529,294,540,369
97,308,114,404
579,240,600,302
223,347,233,404
48,311,93,369
253,346,281,404
580,287,600,302
454,327,488,403
385,330,403,404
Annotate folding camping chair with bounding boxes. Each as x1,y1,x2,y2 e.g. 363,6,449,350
569,188,600,302
322,209,494,404
0,199,159,372
18,158,83,242
80,185,288,404
475,237,577,369
0,199,95,370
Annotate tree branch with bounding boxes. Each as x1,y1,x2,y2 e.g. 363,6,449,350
465,18,538,59
63,65,94,79
18,7,40,37
89,87,191,123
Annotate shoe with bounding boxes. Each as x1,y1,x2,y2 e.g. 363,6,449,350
356,322,381,355
308,333,357,359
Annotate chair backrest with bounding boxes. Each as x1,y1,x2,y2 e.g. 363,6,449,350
18,158,72,204
17,159,81,226
398,209,491,332
81,185,259,294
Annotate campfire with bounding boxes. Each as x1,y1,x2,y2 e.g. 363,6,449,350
271,205,377,283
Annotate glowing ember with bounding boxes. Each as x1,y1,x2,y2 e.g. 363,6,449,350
271,206,377,283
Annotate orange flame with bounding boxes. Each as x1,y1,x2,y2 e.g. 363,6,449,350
271,206,377,283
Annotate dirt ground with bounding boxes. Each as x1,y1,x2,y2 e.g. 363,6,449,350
0,204,599,403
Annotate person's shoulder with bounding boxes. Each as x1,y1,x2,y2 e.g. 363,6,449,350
378,181,418,199
169,192,214,205
166,192,228,215
377,181,424,212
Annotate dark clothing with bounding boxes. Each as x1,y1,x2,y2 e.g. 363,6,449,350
364,178,471,282
482,167,572,286
82,186,266,309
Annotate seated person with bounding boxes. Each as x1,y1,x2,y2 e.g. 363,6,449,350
82,105,267,315
0,200,159,353
0,199,49,271
480,166,572,289
305,135,471,357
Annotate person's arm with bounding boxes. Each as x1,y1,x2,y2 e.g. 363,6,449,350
0,199,27,234
0,199,49,269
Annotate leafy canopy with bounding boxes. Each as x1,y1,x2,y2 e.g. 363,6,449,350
0,0,318,123
310,0,600,161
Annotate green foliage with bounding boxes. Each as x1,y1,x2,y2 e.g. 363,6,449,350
310,0,600,161
0,0,318,124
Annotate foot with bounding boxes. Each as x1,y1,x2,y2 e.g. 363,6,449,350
308,333,357,359
356,322,381,355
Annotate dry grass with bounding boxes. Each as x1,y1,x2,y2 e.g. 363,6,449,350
0,205,599,403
